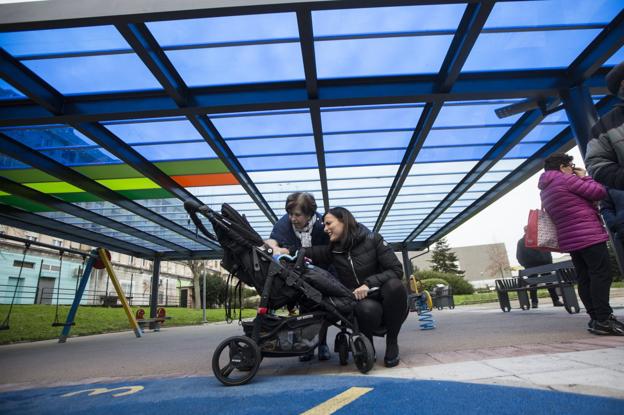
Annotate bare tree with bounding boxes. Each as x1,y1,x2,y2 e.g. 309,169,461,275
186,259,208,309
485,244,511,278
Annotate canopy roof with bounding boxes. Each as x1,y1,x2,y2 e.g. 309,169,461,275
0,0,622,259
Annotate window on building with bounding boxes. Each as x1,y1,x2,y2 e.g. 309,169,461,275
52,239,63,247
13,260,35,269
25,235,37,242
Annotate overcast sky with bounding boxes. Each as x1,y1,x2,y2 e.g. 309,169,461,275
445,146,583,267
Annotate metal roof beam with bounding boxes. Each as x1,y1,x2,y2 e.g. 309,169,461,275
0,48,64,114
567,9,624,85
298,9,329,212
422,95,620,246
116,21,276,225
0,70,611,127
188,114,278,223
116,22,190,106
0,205,156,258
0,176,190,252
374,1,493,232
0,132,208,252
405,107,546,241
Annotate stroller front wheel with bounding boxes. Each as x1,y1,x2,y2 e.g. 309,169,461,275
351,335,375,374
212,335,261,386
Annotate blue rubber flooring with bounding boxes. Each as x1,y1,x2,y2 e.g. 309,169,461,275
1,375,622,415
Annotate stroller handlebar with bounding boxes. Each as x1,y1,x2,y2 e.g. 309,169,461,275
183,199,219,242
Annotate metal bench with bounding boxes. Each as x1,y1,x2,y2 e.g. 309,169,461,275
496,260,580,314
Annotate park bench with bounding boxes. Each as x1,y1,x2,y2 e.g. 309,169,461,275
496,260,580,314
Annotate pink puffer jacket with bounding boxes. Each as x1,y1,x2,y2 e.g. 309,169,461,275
538,170,608,252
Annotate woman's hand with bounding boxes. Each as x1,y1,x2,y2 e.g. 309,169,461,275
353,284,370,301
573,167,586,177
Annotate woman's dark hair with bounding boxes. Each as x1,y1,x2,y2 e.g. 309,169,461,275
285,192,317,217
323,207,358,248
544,153,574,171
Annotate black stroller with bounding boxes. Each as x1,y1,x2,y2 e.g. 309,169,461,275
184,200,375,386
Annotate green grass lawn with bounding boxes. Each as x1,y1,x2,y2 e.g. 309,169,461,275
0,305,256,345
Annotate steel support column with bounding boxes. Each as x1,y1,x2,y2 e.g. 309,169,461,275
560,85,598,158
401,248,413,283
150,255,161,324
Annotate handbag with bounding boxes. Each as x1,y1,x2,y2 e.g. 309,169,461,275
525,209,560,252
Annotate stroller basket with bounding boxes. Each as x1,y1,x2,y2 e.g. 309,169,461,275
242,312,325,353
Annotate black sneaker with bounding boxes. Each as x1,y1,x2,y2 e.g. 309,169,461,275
587,319,595,332
590,316,624,336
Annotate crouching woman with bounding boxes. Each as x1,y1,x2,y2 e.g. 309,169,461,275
308,207,408,367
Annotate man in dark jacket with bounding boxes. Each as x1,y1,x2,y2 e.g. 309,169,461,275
601,188,624,264
585,61,624,189
516,227,563,308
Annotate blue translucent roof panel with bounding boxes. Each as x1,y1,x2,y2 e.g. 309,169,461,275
316,35,454,79
0,25,129,57
22,54,162,95
485,0,621,28
239,153,319,172
104,118,203,144
312,4,466,36
249,169,323,213
433,102,521,127
147,13,299,46
322,105,423,132
464,29,602,72
425,126,509,146
211,111,312,137
0,79,26,100
326,149,405,168
167,43,305,87
40,147,120,166
227,137,316,156
0,154,28,170
521,123,567,143
324,131,412,152
1,125,96,148
416,145,491,163
131,142,217,162
606,47,624,65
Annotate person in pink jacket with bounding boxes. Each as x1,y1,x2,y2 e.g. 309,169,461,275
539,153,624,335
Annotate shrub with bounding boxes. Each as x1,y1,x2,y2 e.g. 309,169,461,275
419,278,449,292
413,270,474,295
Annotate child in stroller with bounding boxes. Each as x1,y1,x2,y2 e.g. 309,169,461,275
184,200,376,386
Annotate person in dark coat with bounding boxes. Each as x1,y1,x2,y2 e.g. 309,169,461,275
516,227,563,308
266,192,328,254
601,188,624,251
539,153,623,335
307,207,408,367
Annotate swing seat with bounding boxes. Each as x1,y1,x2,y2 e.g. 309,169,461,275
51,322,75,327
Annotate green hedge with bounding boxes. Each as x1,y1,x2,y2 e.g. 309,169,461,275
413,270,474,295
419,278,449,292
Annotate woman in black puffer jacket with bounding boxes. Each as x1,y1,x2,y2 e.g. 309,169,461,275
307,207,407,367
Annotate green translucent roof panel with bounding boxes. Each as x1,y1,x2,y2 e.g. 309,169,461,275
147,13,299,45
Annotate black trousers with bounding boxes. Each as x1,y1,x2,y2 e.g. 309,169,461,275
354,278,407,345
570,242,613,321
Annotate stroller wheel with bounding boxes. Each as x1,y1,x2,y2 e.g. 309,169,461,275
351,335,375,374
335,333,349,366
212,336,261,386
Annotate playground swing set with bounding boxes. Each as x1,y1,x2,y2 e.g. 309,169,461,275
0,234,167,342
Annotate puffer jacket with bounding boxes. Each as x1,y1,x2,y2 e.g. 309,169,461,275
538,170,608,252
307,223,403,290
585,104,624,189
